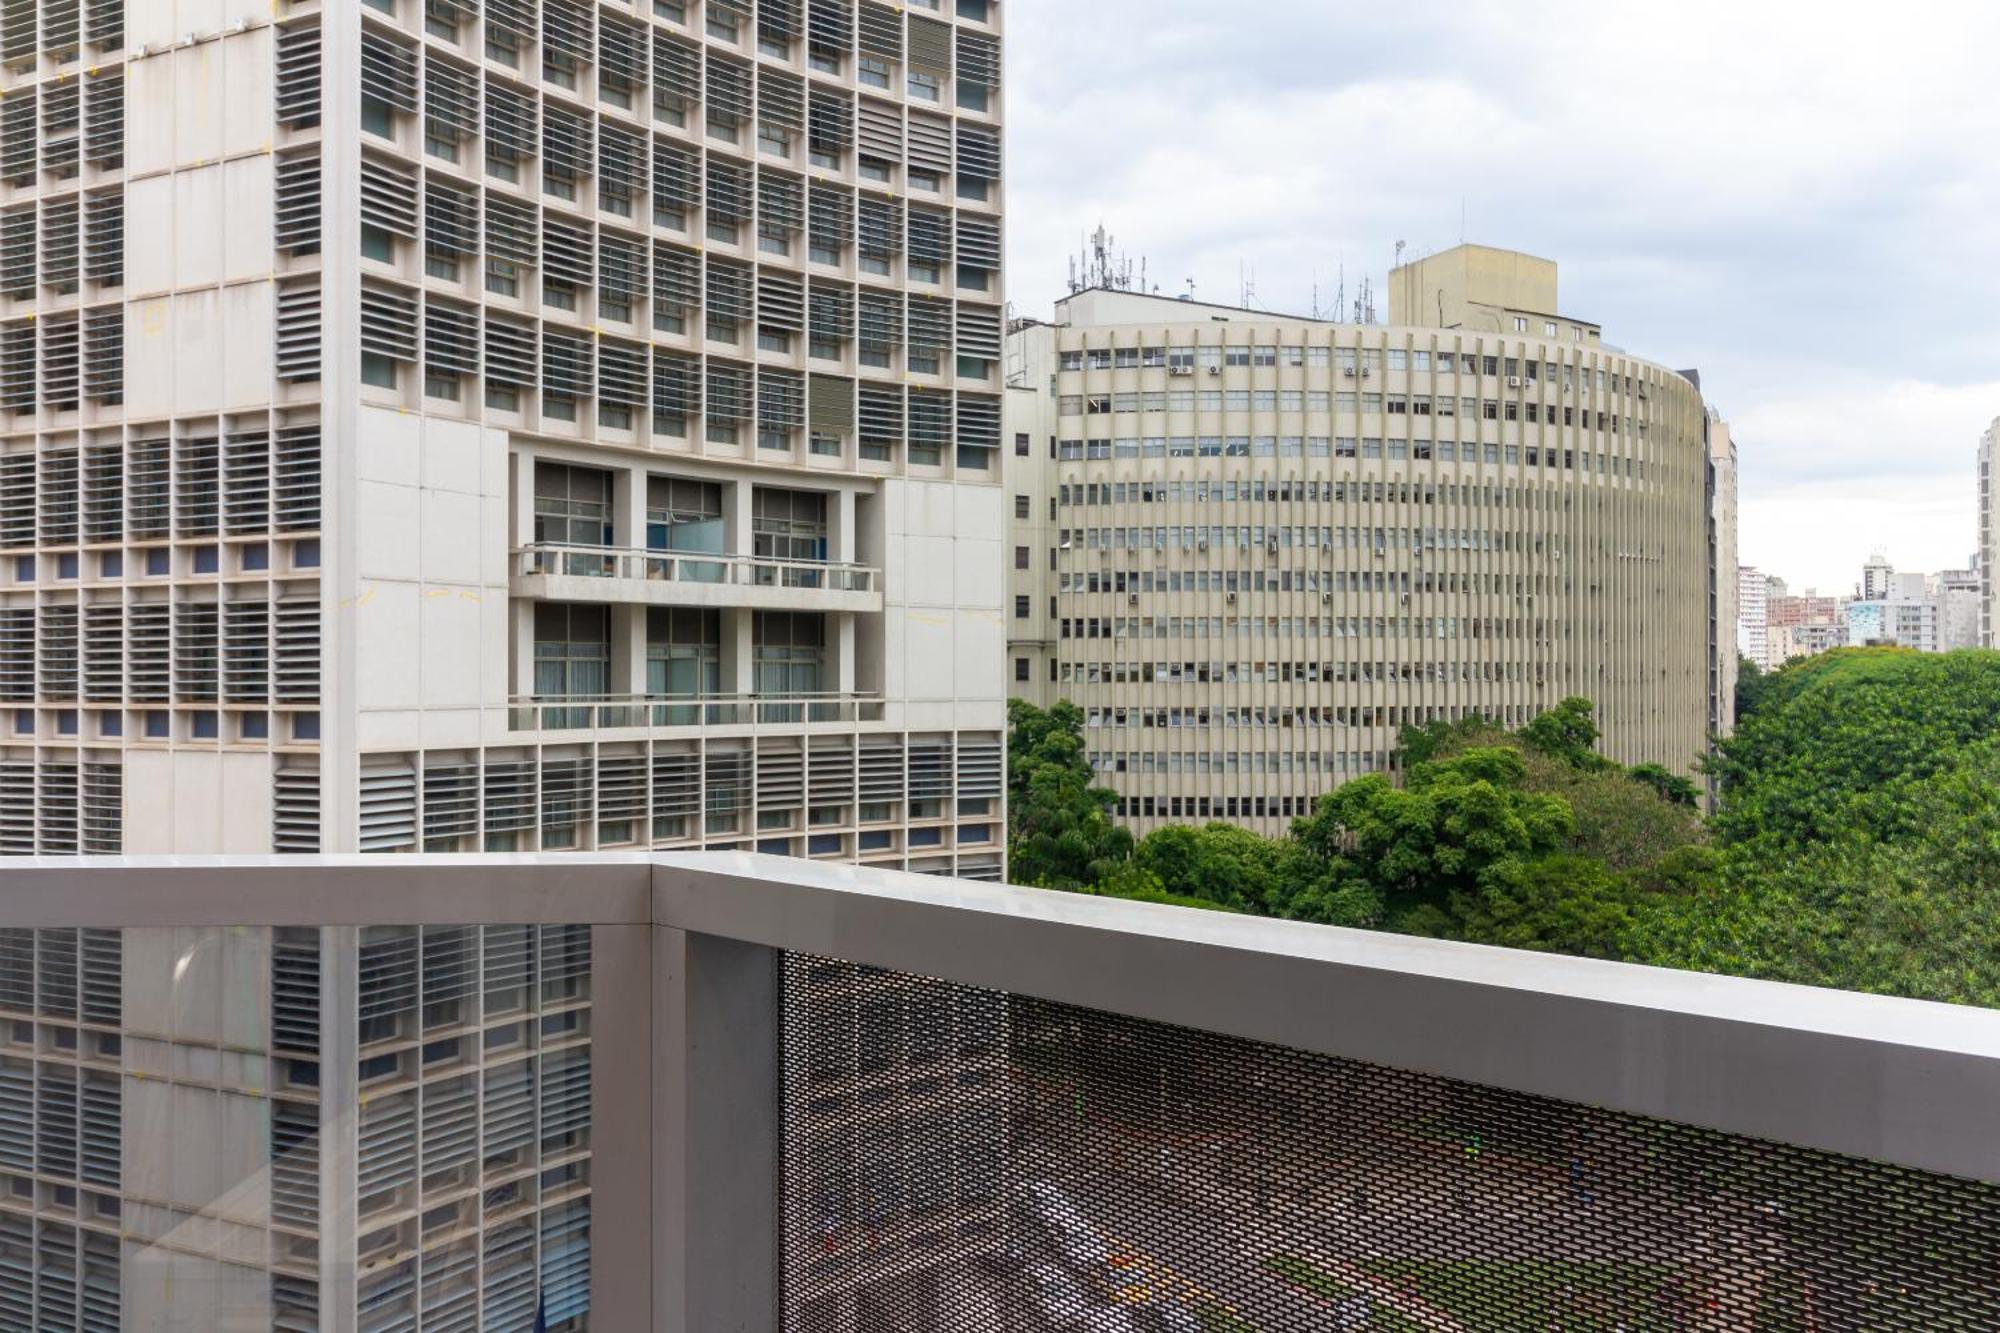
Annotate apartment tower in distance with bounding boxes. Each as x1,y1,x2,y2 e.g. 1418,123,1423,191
1981,418,1997,647
0,0,1008,870
1007,244,1726,835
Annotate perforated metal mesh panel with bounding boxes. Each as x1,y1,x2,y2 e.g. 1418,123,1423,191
781,955,2000,1332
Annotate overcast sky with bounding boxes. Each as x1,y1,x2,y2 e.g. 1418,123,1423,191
1003,0,2000,594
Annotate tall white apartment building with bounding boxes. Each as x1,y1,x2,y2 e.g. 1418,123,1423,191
1737,565,1769,668
1709,411,1738,737
0,0,1009,870
1932,563,1981,651
1980,420,1996,648
1006,246,1722,836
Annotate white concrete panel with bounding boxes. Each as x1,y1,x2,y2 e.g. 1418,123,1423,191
221,155,274,283
420,487,484,585
355,580,422,710
955,537,1003,610
952,481,1005,542
901,700,962,731
172,41,224,165
421,587,485,709
481,585,513,703
421,416,486,494
219,1093,271,1222
954,609,1004,697
124,298,174,418
171,288,221,411
903,610,954,699
220,280,273,409
356,480,421,580
177,0,227,37
419,707,485,748
356,709,423,751
169,750,222,852
218,926,269,1049
357,404,422,486
420,486,486,584
127,57,177,175
220,26,274,158
480,427,512,497
218,751,273,853
480,492,511,586
125,175,175,295
173,163,223,287
903,535,955,606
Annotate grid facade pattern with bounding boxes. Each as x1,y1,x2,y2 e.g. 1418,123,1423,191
0,921,596,1331
1007,301,1711,836
782,956,2000,1332
359,730,1005,877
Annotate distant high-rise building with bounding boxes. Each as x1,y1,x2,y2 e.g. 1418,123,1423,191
1861,551,1897,601
1932,564,1982,651
0,0,1010,869
1005,245,1721,836
1738,565,1770,668
1709,413,1738,737
1981,420,1998,648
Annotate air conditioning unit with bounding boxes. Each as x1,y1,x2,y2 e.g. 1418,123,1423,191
1321,592,1332,604
1168,365,1192,377
1506,376,1523,388
1341,366,1357,378
1127,593,1138,606
1226,592,1236,603
1206,365,1221,376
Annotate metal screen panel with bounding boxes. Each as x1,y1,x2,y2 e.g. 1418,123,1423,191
781,954,2000,1332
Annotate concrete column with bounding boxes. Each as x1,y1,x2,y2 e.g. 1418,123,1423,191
654,928,781,1333
510,601,537,700
614,464,647,551
723,607,755,697
319,927,360,1333
835,614,856,696
724,477,755,560
612,604,645,697
509,449,536,549
830,486,857,565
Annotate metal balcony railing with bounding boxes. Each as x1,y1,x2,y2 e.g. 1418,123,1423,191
515,543,880,594
507,690,886,731
7,853,2000,1331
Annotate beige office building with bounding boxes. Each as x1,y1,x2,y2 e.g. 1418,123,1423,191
1007,245,1724,835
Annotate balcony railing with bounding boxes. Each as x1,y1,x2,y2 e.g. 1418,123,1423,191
514,543,880,596
508,690,886,731
7,853,2000,1331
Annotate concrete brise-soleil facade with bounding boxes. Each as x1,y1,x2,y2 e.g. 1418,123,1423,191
0,0,1010,871
1709,412,1738,738
1007,248,1726,835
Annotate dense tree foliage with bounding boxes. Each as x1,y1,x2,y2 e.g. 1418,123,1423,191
1005,699,1131,890
1007,649,2000,1006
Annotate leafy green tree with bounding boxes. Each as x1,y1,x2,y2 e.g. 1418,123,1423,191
1519,696,1613,770
1298,747,1574,926
1133,821,1291,914
1451,854,1637,958
1006,698,1132,889
1734,655,1769,724
1628,763,1700,808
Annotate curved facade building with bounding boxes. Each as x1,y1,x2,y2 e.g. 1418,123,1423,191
1006,247,1722,836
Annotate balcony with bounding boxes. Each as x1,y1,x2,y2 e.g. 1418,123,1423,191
506,690,887,734
6,852,2000,1330
512,543,885,614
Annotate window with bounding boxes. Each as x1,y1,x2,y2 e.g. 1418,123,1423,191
534,604,610,719
1014,494,1030,519
646,607,720,718
533,463,613,548
1014,595,1029,619
1014,545,1030,570
1014,657,1030,682
752,488,829,564
753,611,825,698
1513,316,1529,332
1015,432,1031,457
647,477,724,565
